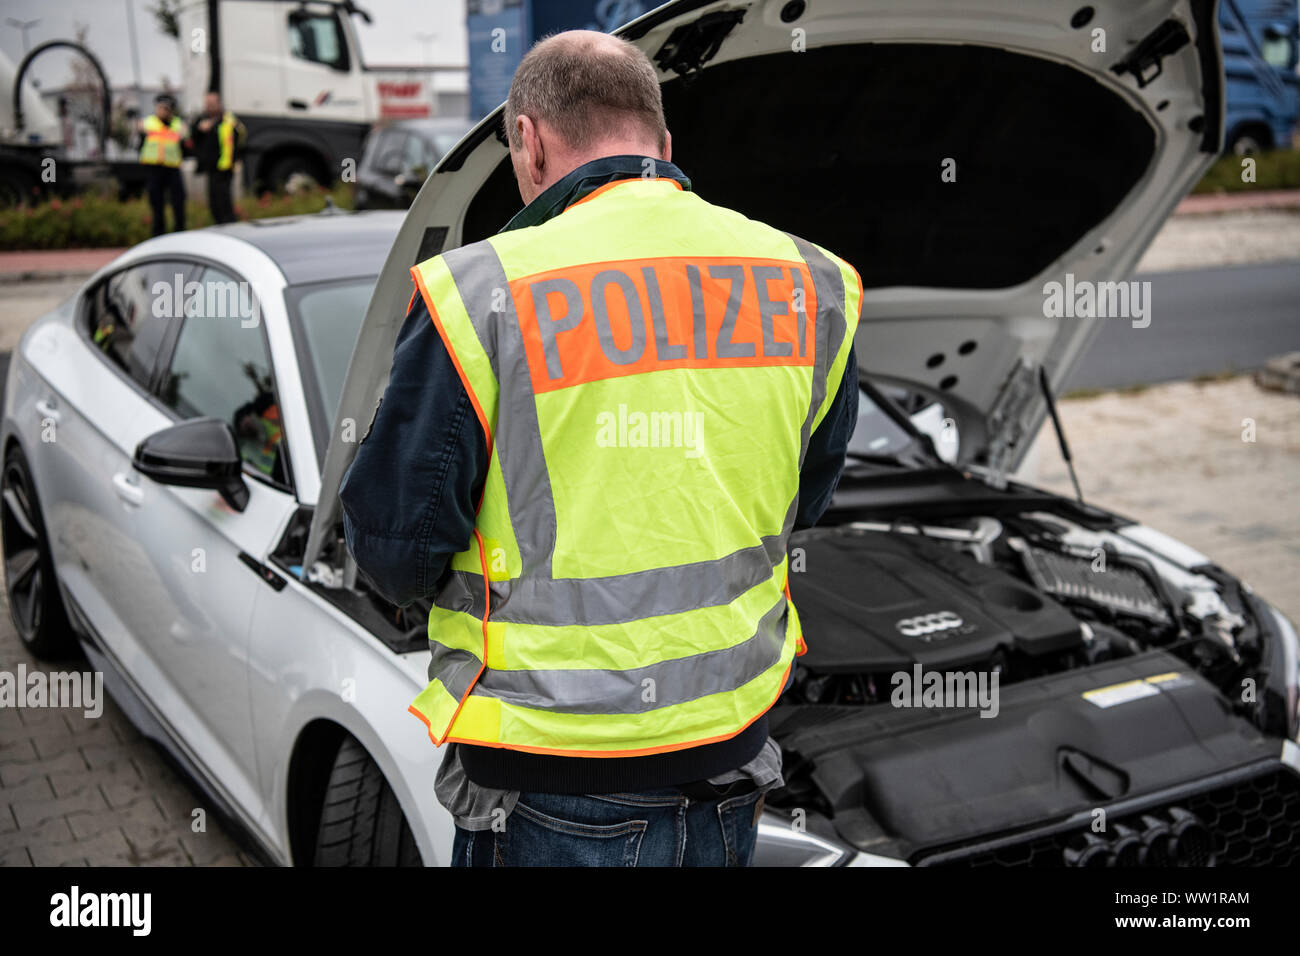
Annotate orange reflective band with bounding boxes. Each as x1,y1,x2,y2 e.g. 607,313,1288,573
565,176,682,212
514,255,818,394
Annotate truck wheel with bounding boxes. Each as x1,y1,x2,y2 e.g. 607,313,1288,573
2,445,76,659
1228,126,1271,156
313,735,423,866
264,154,326,193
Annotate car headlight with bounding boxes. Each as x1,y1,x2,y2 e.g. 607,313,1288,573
1265,602,1300,742
754,814,855,866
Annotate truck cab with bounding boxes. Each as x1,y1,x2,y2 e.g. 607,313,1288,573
1220,0,1300,153
176,0,439,191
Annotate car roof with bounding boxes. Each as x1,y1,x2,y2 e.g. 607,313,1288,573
388,117,474,135
212,209,404,285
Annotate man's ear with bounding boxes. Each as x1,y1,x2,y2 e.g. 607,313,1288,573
518,115,546,187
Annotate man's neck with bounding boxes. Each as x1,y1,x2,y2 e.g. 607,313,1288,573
501,154,691,234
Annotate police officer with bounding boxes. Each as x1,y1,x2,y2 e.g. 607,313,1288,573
138,93,189,235
191,91,245,224
340,31,861,867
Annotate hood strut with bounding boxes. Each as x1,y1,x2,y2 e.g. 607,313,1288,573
1038,365,1083,504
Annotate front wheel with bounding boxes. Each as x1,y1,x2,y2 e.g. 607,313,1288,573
2,445,75,659
313,735,423,866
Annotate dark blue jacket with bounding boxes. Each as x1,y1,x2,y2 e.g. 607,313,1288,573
340,155,859,609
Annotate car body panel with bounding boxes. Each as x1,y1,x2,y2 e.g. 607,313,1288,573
1,227,447,863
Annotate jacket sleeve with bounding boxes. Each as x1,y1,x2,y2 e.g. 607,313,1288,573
793,342,858,530
339,290,488,607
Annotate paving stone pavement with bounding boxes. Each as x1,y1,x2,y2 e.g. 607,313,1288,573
0,590,257,865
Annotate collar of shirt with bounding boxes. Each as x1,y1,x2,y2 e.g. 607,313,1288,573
499,154,692,233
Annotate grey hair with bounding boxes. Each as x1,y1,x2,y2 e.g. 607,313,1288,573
504,31,667,152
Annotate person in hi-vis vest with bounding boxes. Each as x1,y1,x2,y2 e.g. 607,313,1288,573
137,93,190,236
340,31,862,867
192,91,245,224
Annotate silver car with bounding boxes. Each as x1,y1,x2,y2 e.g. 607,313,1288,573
6,0,1298,867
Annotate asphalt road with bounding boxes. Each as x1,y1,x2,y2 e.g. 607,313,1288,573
1064,260,1300,393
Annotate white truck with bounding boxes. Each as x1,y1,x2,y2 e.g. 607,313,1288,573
175,0,457,191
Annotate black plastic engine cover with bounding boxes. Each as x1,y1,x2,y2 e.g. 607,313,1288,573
771,651,1281,857
787,526,1082,673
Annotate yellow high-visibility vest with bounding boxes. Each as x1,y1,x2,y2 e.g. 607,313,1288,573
215,111,242,171
407,176,861,757
140,115,185,167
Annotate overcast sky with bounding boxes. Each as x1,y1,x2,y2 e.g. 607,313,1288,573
0,0,468,89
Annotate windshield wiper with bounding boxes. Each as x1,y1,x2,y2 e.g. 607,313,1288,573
843,450,910,467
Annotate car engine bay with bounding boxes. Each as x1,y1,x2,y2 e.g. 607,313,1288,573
769,506,1295,864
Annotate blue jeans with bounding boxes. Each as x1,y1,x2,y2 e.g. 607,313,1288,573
450,787,765,866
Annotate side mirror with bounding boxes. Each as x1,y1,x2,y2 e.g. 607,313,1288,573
133,417,249,512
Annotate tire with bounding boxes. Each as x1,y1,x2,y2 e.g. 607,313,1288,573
263,153,326,193
2,444,76,659
1228,127,1271,156
313,735,423,866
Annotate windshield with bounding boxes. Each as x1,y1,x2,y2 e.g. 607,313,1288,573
286,278,376,464
848,383,918,460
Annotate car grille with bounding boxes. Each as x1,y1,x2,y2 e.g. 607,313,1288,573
916,765,1300,866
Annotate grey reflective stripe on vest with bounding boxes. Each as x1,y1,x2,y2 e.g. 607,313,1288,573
786,234,848,472
461,594,788,715
428,642,481,700
442,243,558,575
435,532,787,626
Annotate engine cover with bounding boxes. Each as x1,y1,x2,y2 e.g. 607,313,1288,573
788,526,1083,673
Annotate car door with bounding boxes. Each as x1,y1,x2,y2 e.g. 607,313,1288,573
362,128,408,205
35,258,196,669
116,263,299,813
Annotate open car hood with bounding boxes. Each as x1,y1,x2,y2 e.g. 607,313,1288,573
303,0,1224,570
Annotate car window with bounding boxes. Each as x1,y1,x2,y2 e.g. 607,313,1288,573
430,128,468,158
1262,32,1294,69
88,260,192,390
284,277,375,466
287,11,348,69
159,266,289,486
372,130,406,174
403,132,434,173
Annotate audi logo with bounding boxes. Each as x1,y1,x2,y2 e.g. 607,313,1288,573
1063,808,1215,867
895,611,964,638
